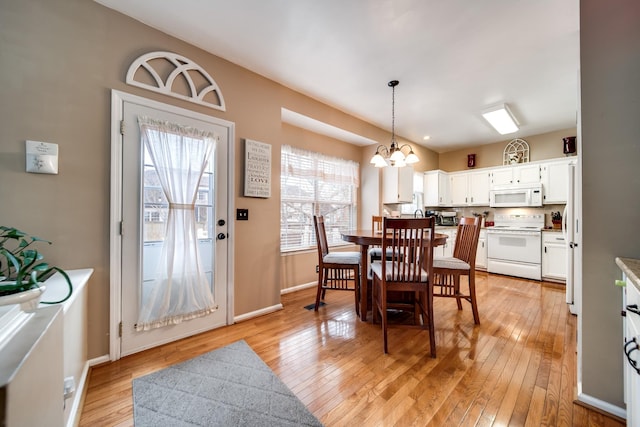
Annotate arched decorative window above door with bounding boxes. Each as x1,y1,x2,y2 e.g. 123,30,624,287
126,51,226,111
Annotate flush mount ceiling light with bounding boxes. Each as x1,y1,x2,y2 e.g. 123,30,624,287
370,80,419,168
482,103,519,135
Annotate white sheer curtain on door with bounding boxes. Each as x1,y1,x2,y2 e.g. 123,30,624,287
135,116,217,331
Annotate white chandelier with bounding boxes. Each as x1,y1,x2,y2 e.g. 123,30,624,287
370,80,419,168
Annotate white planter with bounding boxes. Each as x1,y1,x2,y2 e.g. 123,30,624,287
0,285,46,312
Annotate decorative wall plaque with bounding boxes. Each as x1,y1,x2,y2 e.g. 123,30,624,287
503,138,530,165
244,139,271,198
126,51,226,111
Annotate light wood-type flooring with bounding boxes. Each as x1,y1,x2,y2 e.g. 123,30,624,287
79,272,625,426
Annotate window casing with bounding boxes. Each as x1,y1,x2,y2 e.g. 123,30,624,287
280,145,359,252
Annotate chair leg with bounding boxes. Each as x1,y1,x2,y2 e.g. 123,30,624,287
382,287,388,354
354,266,360,317
426,287,436,358
469,270,480,324
453,274,463,311
413,291,421,325
372,277,379,324
314,267,325,311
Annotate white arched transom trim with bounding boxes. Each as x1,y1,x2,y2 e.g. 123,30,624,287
126,51,226,111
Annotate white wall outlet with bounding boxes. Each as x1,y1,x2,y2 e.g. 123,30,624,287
26,140,58,174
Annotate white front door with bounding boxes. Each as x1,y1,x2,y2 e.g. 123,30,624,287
112,92,233,357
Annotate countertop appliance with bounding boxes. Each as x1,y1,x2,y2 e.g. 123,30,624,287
563,162,579,315
486,214,544,280
438,211,458,226
489,183,543,208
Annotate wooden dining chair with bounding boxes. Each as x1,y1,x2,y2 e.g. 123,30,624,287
432,216,482,324
368,215,385,264
313,215,361,314
371,216,437,357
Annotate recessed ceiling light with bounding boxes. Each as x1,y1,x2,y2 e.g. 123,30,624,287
423,136,431,140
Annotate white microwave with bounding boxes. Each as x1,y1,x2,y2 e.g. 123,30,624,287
489,183,543,207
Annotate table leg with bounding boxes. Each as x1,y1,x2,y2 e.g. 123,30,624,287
359,244,369,321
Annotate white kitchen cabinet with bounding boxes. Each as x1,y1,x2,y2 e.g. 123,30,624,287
468,170,491,205
450,172,469,206
476,229,487,270
542,231,566,281
541,159,572,204
623,272,640,427
491,163,541,185
423,170,450,207
382,165,414,203
449,170,490,206
435,228,457,258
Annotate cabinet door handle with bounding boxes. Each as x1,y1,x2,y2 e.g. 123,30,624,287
544,246,547,253
624,337,640,374
627,304,640,316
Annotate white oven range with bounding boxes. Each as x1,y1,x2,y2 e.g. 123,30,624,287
486,214,544,280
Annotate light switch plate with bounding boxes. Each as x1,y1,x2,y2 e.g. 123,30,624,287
26,140,58,174
237,209,249,220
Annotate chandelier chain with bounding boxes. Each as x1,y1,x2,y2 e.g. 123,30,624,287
370,79,418,167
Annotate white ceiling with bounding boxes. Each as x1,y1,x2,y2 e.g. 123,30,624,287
95,0,580,153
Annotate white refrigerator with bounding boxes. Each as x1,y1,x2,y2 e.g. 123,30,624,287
563,161,580,315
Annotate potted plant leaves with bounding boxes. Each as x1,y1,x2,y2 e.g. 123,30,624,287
0,226,73,311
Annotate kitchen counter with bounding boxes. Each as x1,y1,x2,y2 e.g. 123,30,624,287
615,257,640,293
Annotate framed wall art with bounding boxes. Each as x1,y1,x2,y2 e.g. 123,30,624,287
244,139,271,198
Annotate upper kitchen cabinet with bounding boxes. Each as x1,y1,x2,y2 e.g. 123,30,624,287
491,163,541,186
469,170,491,205
423,170,450,207
540,159,573,204
449,170,491,206
382,165,414,204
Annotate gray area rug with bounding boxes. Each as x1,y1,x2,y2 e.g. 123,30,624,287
133,340,323,426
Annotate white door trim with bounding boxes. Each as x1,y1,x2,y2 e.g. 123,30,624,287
109,89,235,361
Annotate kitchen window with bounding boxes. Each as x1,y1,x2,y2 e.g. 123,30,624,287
400,172,425,216
280,145,359,252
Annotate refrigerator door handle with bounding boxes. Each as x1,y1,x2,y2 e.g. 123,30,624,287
562,205,568,242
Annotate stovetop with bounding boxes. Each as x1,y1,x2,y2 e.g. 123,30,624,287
490,214,545,231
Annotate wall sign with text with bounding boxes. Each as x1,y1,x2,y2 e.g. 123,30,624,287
244,139,271,198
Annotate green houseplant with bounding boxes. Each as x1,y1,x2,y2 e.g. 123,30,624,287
0,225,73,306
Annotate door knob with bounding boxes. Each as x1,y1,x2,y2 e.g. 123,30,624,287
217,233,227,240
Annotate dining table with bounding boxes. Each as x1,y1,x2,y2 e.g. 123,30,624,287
341,229,448,321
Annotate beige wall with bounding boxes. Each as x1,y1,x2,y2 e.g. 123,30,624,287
0,0,397,358
580,0,640,409
438,128,577,172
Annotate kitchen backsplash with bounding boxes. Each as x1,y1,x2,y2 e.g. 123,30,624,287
447,205,566,229
384,202,566,229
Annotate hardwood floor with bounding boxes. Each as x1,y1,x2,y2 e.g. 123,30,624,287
79,273,625,426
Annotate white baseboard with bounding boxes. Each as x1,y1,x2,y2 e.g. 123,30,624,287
576,389,626,419
280,281,316,295
233,303,284,323
88,354,111,367
66,355,109,427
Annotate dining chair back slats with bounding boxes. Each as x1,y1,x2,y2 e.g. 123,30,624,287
433,216,482,324
372,215,383,232
452,221,479,265
371,217,436,356
315,216,331,258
